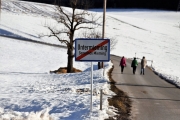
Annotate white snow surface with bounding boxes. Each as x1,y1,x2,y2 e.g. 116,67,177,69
0,0,180,119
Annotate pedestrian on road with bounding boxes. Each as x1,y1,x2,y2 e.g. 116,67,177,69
119,56,126,74
140,56,147,75
131,57,138,74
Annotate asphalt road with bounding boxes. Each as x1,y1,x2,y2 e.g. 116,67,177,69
111,55,180,120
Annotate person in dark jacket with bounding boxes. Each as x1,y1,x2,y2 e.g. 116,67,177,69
119,56,126,74
131,57,138,74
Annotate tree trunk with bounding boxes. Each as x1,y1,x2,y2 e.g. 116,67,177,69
67,46,73,73
67,30,74,73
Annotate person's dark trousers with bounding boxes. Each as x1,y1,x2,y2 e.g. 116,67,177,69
121,66,124,73
141,68,145,75
133,66,137,74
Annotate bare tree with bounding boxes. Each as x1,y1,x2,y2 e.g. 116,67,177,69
43,0,100,73
81,30,117,51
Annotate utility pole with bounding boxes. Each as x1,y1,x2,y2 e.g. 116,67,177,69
101,0,107,68
102,0,107,39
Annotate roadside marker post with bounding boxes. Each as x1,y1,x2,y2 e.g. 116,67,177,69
75,38,110,112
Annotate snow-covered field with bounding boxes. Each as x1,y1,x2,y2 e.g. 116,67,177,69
0,0,180,119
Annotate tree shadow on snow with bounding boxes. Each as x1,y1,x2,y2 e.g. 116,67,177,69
0,28,23,38
0,28,38,39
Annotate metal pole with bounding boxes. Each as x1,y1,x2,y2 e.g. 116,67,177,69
100,89,103,110
90,62,93,112
102,0,107,71
151,60,153,68
102,0,106,39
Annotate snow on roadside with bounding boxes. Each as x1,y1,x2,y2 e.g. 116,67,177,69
1,1,117,119
0,36,115,119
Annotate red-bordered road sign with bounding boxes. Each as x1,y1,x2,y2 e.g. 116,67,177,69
75,38,110,61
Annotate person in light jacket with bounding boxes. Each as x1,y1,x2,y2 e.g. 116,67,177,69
140,56,147,75
119,56,126,74
131,57,138,74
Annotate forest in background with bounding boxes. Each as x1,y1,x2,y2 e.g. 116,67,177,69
20,0,180,11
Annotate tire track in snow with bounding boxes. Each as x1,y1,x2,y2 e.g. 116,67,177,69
2,1,56,17
108,16,169,36
108,16,149,31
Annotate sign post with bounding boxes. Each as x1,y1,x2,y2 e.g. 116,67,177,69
75,38,110,112
91,62,93,111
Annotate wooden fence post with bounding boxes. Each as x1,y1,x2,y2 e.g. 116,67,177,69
151,60,153,68
100,89,103,110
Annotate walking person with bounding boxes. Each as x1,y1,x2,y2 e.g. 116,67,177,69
131,57,138,74
140,56,147,75
119,56,126,74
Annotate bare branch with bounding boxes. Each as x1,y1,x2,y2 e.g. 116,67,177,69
73,14,100,30
44,26,69,45
110,37,118,51
81,30,101,38
55,4,72,24
57,16,71,30
74,10,89,17
80,30,118,50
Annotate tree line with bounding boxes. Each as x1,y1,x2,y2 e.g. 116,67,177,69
21,0,179,11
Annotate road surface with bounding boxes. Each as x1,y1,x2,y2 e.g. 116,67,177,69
111,55,180,120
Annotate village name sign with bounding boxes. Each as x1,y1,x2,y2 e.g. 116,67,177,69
75,38,110,61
